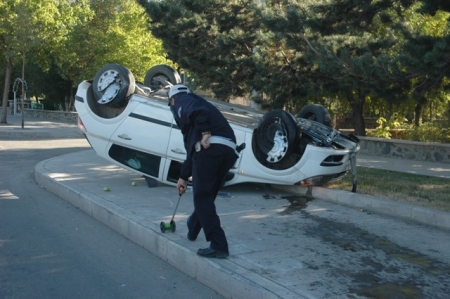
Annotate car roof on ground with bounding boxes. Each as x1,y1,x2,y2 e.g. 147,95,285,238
149,87,264,129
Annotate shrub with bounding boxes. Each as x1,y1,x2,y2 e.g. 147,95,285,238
407,121,450,143
366,114,410,139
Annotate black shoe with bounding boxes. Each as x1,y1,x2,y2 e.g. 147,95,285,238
197,247,229,259
186,216,197,241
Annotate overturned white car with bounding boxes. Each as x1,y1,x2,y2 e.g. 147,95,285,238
75,64,359,191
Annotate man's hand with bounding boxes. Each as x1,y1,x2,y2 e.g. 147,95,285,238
201,133,211,149
177,178,187,195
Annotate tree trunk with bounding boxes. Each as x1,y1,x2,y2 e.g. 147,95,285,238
349,90,366,136
65,80,75,111
64,95,69,111
413,93,427,127
1,57,13,124
414,103,424,127
69,81,75,111
429,102,433,121
387,100,393,119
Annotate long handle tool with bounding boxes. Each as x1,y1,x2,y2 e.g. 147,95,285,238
160,193,182,233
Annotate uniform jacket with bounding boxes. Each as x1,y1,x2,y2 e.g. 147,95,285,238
170,93,236,181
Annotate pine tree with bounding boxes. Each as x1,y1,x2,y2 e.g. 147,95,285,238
140,0,450,135
253,0,417,135
398,2,450,126
139,0,260,99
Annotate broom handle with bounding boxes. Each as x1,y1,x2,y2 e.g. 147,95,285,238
171,193,182,222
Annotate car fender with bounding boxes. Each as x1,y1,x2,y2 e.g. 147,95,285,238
293,144,351,177
75,81,141,140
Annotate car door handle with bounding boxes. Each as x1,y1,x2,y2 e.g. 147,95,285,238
117,134,132,140
171,148,186,155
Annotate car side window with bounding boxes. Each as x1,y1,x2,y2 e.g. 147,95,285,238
109,144,161,178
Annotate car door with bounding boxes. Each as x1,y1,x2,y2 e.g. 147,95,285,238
161,123,247,186
166,123,186,161
107,100,174,180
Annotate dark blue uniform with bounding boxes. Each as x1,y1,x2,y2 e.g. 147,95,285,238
171,93,237,253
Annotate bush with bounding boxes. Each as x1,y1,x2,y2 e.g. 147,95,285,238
366,115,409,139
39,99,63,111
366,117,392,138
407,121,450,143
366,115,450,143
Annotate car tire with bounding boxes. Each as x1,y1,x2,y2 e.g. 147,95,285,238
296,104,332,127
93,64,136,107
253,109,301,165
144,65,182,91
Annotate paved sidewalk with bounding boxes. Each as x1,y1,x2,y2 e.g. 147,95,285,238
356,154,450,179
3,113,450,298
0,112,82,139
34,150,450,299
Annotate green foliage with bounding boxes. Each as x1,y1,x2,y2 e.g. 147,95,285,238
139,0,259,100
0,0,169,117
54,0,168,86
0,0,70,68
0,0,449,135
0,0,67,120
407,121,450,143
366,114,410,139
140,0,450,136
26,57,70,109
367,117,392,139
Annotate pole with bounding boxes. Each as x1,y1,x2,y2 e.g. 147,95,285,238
13,91,17,115
21,55,25,128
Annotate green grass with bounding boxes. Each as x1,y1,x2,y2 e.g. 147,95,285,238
325,167,450,212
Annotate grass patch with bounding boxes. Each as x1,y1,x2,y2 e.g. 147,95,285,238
325,167,450,212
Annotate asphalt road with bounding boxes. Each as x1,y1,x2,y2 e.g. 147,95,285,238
0,136,223,299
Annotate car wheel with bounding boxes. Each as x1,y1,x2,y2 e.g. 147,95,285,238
93,64,135,107
253,109,301,164
144,65,181,91
296,104,332,127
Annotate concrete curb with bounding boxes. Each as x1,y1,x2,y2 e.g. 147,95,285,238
35,159,308,299
276,185,450,231
0,128,54,139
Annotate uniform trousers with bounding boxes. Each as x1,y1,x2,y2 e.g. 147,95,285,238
187,144,237,252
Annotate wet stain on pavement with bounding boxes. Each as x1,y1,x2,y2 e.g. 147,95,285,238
301,214,450,298
360,257,384,270
376,237,446,276
353,282,422,299
279,195,315,215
